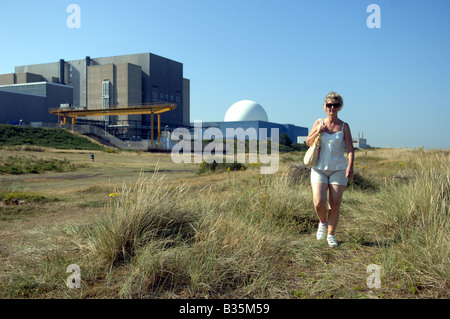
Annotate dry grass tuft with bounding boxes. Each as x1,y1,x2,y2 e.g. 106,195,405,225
1,147,449,299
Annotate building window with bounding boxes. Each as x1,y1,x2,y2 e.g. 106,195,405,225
102,80,110,123
102,80,110,108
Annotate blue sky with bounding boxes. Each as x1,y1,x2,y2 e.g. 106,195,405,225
0,0,449,149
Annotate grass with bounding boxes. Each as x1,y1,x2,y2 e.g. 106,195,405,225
88,173,197,267
0,191,51,204
0,125,104,150
197,160,247,174
370,154,449,296
0,190,60,221
0,155,82,174
0,147,448,299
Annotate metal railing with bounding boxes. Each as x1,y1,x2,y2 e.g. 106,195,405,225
62,124,160,150
21,122,168,150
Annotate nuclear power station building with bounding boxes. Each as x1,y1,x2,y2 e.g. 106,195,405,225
0,53,371,150
198,100,308,144
0,52,190,139
0,52,323,149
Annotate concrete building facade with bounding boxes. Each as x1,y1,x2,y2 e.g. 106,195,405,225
0,52,190,140
0,72,44,85
197,120,308,143
0,82,73,124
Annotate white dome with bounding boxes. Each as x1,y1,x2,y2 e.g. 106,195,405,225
224,100,268,122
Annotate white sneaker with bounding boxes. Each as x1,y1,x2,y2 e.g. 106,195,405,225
327,234,338,247
316,222,327,240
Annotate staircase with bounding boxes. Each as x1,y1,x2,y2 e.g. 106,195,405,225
61,124,154,150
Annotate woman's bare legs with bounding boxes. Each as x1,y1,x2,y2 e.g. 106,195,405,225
312,182,329,224
327,184,346,235
312,183,346,234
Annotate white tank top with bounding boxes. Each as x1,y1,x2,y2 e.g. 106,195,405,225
314,121,348,171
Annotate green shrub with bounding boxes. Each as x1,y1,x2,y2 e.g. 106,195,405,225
86,173,197,266
0,125,104,150
0,155,77,174
197,160,246,174
0,191,56,204
287,163,311,185
348,171,378,191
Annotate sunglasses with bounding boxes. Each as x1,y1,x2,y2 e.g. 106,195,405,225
326,103,340,109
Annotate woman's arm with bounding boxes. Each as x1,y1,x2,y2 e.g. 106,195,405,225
343,123,354,178
306,119,324,147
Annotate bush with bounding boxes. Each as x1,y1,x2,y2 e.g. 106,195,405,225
87,173,197,266
0,155,77,174
279,133,292,147
0,125,104,150
348,171,378,191
197,160,246,174
287,163,311,185
0,191,56,204
291,142,308,151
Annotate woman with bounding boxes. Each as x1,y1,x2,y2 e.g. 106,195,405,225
305,92,354,247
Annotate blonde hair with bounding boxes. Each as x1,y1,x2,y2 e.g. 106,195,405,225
323,91,344,112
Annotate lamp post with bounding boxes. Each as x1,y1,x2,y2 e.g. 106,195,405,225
165,125,168,149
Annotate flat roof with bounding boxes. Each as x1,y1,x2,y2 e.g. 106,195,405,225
0,81,73,89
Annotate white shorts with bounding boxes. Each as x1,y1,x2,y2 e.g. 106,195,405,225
311,167,348,186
